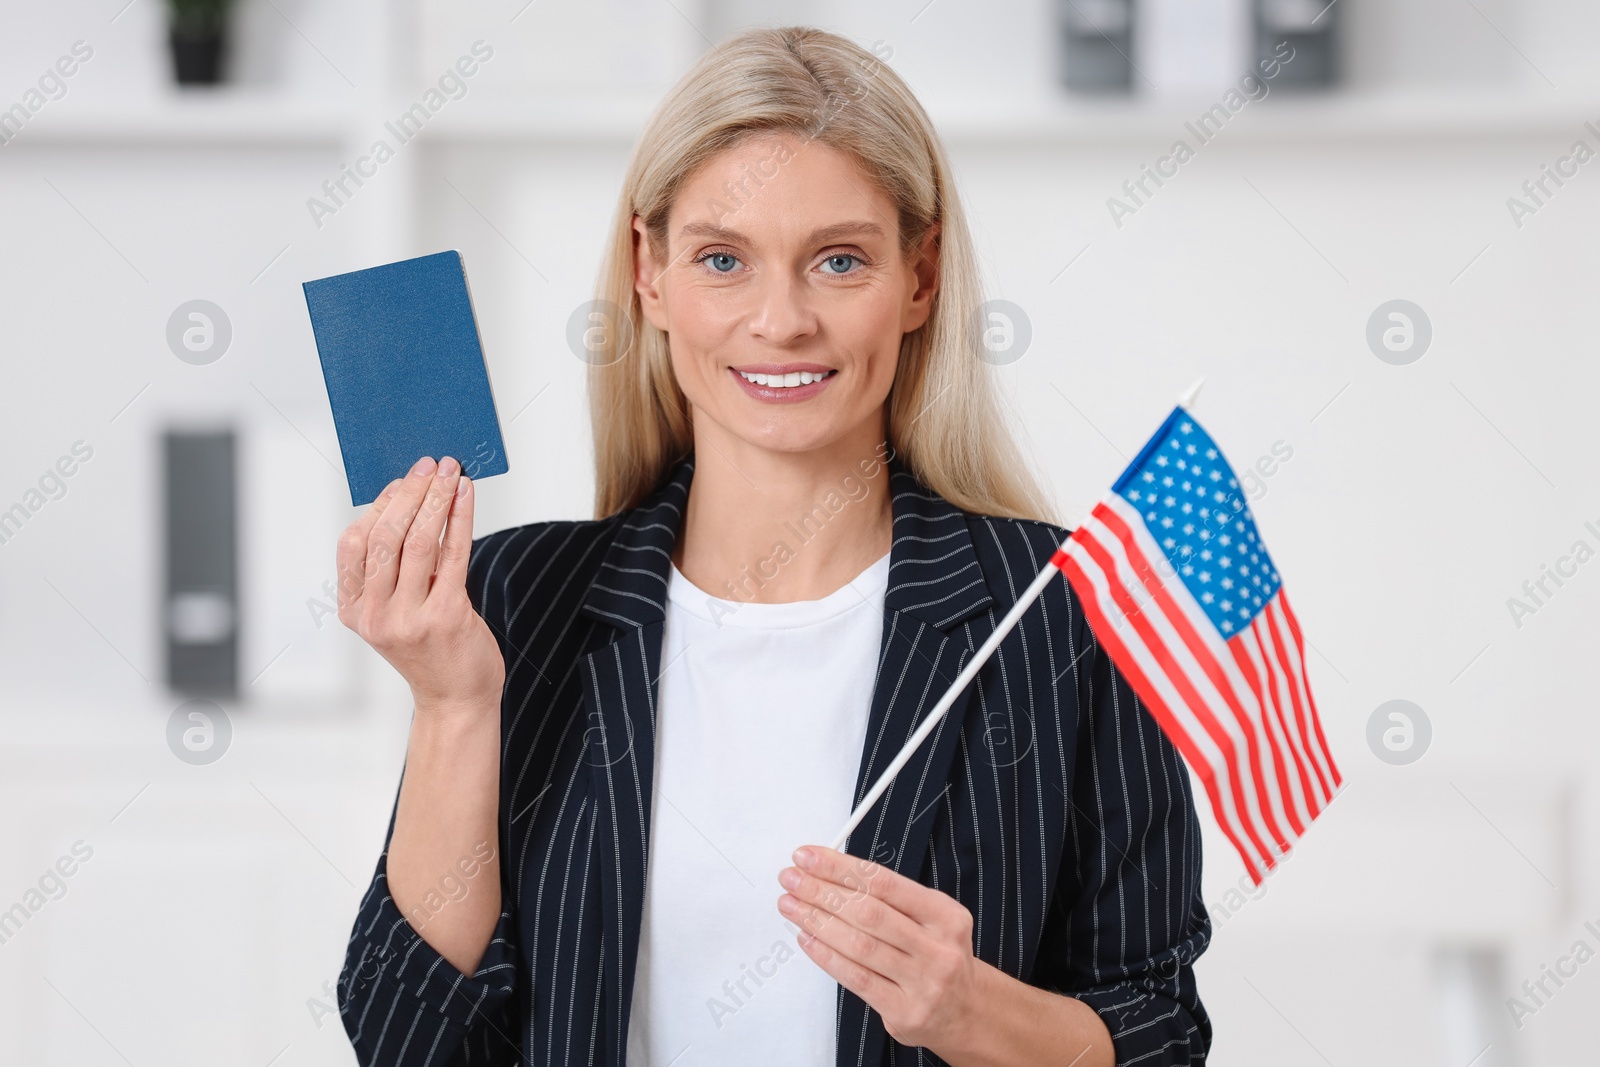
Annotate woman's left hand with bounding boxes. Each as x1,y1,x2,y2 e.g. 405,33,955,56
777,844,985,1051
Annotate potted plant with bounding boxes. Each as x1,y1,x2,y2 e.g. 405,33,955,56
167,0,232,85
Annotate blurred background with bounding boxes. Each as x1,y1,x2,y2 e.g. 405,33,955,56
1,0,1596,1063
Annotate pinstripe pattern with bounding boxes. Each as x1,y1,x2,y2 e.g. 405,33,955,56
339,455,1212,1066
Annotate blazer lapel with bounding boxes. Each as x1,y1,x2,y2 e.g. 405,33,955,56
576,457,693,1067
838,459,995,1067
571,454,995,1067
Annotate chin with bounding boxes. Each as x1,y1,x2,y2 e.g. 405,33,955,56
731,416,851,456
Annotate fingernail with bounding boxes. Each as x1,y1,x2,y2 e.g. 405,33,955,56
410,456,435,476
793,847,814,870
456,477,471,497
778,868,801,890
437,456,459,477
777,893,798,914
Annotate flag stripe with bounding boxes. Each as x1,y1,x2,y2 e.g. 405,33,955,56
1236,620,1319,828
1262,601,1332,805
1226,634,1309,838
1244,613,1324,821
1066,526,1278,874
1057,551,1265,885
1092,500,1293,854
1276,589,1343,791
1077,508,1287,870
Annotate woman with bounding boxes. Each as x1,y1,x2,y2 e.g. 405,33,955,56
335,26,1210,1067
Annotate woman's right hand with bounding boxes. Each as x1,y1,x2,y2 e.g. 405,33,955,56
336,455,505,716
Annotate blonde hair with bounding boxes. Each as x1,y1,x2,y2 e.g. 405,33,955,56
587,25,1055,524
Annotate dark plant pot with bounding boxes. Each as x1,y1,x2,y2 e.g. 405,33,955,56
168,23,227,85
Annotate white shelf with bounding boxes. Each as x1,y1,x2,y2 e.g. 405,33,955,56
13,86,1597,150
927,87,1600,145
18,91,354,147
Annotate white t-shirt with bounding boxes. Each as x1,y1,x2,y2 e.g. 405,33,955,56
625,549,891,1067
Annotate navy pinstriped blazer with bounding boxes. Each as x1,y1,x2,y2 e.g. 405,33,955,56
338,454,1212,1066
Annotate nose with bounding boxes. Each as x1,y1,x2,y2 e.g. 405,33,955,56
745,267,818,346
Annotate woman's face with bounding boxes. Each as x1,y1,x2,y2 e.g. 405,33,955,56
633,132,939,457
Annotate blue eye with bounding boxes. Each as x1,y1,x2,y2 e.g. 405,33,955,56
700,252,740,273
821,253,861,274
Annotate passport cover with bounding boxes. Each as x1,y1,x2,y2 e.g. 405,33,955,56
302,250,509,506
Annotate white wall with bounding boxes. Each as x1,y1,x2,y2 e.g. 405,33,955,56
0,0,1596,1063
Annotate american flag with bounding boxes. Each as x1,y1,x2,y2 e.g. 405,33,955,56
1053,405,1342,884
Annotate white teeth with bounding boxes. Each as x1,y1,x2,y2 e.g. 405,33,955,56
738,370,831,388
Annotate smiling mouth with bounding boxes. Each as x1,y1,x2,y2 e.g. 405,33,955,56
734,369,836,389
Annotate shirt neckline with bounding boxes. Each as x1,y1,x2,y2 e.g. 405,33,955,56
667,549,891,630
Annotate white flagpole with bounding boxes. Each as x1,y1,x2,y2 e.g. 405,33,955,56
830,561,1060,850
829,378,1205,853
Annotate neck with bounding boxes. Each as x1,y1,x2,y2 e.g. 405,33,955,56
673,418,894,605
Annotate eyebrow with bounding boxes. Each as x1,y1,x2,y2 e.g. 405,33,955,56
676,220,887,246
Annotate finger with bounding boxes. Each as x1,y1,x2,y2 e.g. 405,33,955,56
778,890,915,984
794,846,951,930
792,921,905,1019
336,478,403,608
779,863,924,956
395,456,461,600
364,456,438,606
435,473,476,593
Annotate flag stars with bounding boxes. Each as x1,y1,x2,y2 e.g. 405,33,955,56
1113,418,1281,635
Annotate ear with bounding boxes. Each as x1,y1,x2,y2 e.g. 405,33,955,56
633,215,671,333
902,220,941,334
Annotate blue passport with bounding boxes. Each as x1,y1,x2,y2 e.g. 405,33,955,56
303,250,509,506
